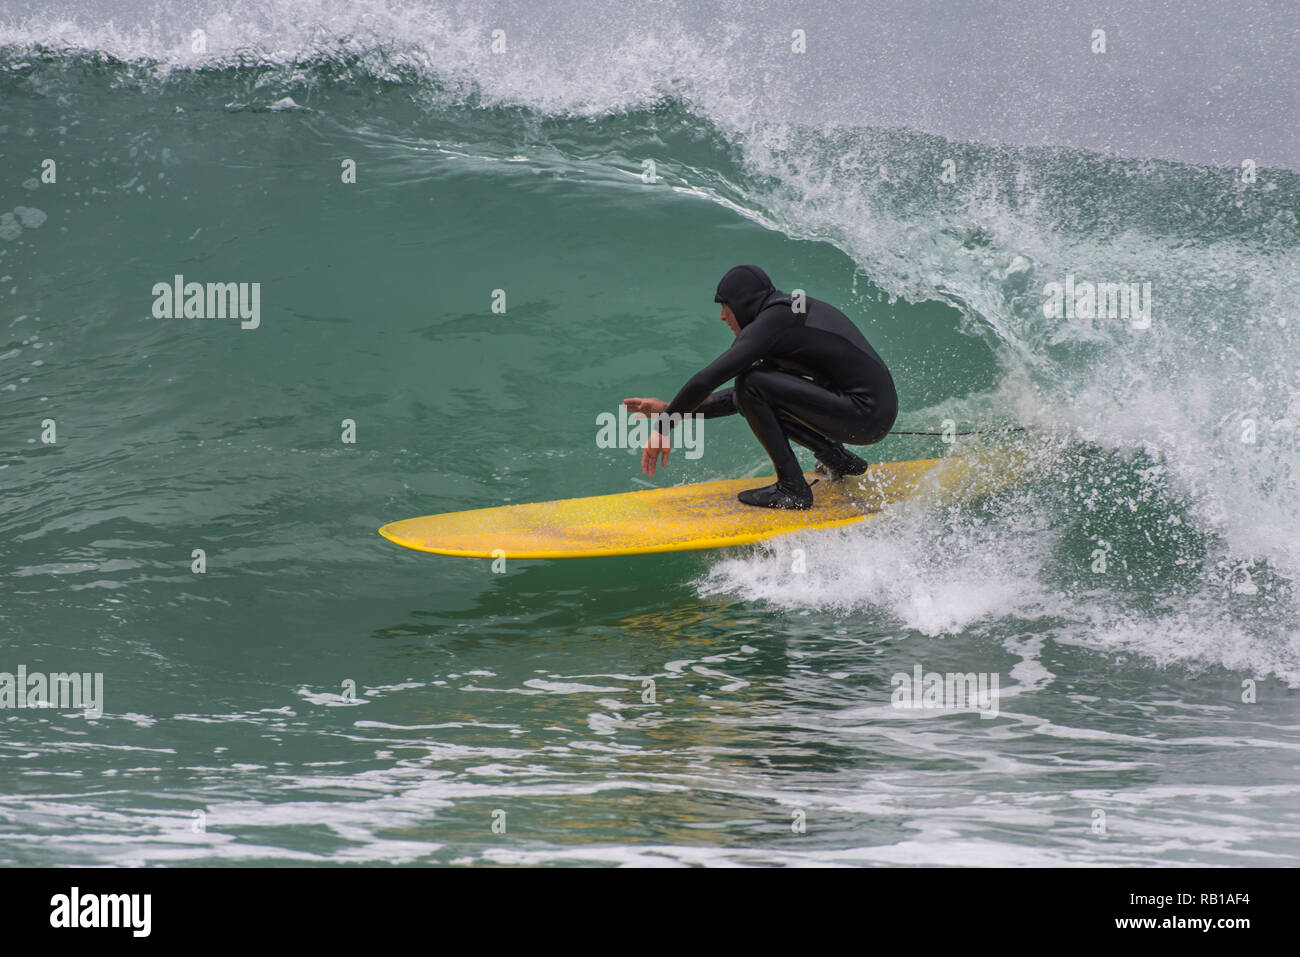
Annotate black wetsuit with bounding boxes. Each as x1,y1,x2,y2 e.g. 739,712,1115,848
661,265,897,507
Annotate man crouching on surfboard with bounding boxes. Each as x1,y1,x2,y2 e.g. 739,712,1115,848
624,265,898,510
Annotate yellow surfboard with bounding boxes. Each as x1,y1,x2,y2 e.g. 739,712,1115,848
379,451,1024,559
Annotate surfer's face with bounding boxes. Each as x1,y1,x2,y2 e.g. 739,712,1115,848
720,304,740,336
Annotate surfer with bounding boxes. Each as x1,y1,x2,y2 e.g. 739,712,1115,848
624,265,897,509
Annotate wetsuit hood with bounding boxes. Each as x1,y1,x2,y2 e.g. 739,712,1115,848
715,265,778,328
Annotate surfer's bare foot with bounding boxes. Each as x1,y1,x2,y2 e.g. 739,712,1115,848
738,479,813,510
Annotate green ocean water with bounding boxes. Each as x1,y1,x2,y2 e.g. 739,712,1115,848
3,10,1300,866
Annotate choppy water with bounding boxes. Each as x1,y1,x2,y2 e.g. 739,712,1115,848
2,0,1299,866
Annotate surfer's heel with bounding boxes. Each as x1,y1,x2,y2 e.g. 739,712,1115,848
814,445,869,479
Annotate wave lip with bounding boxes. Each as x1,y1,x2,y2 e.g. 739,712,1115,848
6,0,1300,169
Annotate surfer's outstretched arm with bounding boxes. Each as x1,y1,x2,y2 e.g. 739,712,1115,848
623,391,737,419
624,391,735,476
622,397,666,415
658,312,786,425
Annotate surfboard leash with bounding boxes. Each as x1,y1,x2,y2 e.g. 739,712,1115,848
891,426,1028,437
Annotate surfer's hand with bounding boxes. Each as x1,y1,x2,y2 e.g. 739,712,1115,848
642,428,671,476
623,397,667,415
